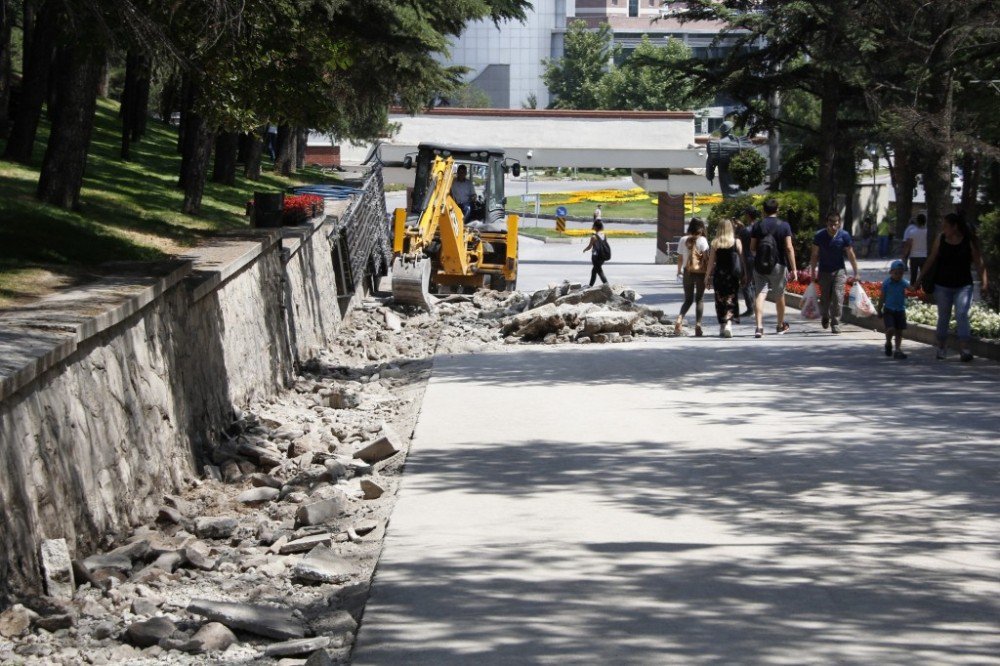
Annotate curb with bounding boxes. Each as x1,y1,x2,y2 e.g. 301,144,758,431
783,292,1000,362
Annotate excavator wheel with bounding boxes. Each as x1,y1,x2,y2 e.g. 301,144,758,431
391,256,436,312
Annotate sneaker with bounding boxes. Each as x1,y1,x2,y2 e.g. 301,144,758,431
723,321,733,338
936,347,947,360
960,350,973,362
885,341,893,357
821,317,829,329
740,309,753,318
755,328,764,339
695,324,703,337
893,350,908,360
776,322,789,335
831,324,841,334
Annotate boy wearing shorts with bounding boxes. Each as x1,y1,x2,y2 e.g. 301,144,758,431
877,259,909,359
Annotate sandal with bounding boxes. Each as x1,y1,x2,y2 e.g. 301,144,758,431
754,328,764,339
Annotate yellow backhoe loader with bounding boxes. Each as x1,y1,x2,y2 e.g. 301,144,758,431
391,143,520,310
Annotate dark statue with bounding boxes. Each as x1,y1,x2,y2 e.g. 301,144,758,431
706,121,754,198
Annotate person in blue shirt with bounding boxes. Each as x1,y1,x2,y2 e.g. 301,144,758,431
877,259,910,359
808,212,859,334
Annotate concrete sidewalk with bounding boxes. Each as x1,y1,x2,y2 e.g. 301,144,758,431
354,242,1000,665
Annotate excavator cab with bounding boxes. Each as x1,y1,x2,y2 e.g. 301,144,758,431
391,143,520,310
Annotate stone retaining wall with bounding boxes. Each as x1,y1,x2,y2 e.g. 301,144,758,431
0,210,362,601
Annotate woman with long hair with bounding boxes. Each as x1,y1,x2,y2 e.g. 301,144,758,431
918,212,989,361
705,219,746,338
675,217,709,336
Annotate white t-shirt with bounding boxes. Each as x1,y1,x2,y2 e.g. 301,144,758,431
677,234,710,269
902,224,928,258
450,179,475,205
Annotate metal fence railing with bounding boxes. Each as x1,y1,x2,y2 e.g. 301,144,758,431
329,166,392,302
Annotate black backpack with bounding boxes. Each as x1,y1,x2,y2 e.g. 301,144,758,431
754,220,781,275
596,235,611,262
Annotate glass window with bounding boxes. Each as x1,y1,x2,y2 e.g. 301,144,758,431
629,0,639,16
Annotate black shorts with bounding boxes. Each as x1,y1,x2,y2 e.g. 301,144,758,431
882,308,907,331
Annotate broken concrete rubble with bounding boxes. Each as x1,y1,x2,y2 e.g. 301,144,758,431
0,283,669,666
187,599,308,640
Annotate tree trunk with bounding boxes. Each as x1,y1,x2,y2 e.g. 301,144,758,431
275,124,295,175
237,131,253,164
133,58,151,140
959,152,980,224
295,128,308,170
922,79,954,240
179,112,214,215
211,130,238,186
888,142,915,235
120,51,140,159
177,80,215,214
96,53,109,98
3,0,56,163
159,69,179,127
244,126,264,181
0,0,12,136
815,75,840,220
36,41,104,209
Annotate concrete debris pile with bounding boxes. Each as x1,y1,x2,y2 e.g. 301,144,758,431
0,300,438,666
0,283,669,665
448,282,674,345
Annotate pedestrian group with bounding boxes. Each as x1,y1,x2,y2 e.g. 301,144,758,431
585,199,989,361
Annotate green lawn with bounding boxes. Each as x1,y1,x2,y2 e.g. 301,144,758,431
0,99,338,306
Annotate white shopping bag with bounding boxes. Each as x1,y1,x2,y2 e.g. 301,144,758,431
849,282,877,317
800,283,820,320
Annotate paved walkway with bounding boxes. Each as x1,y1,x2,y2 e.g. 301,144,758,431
354,240,1000,665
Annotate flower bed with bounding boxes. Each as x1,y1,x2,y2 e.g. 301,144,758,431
244,194,325,225
786,273,928,302
906,299,1000,339
786,274,1000,340
562,229,645,238
281,194,324,225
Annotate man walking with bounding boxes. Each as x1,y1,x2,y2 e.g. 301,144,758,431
750,198,797,338
809,212,859,334
901,213,928,284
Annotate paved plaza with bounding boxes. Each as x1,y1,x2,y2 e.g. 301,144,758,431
354,238,1000,665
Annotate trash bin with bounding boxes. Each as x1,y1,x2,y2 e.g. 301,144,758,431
252,192,284,228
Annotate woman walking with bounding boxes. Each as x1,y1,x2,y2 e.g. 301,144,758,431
675,217,710,336
583,220,609,287
918,212,989,361
705,219,746,338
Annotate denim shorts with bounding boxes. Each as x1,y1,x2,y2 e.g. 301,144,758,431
883,308,907,331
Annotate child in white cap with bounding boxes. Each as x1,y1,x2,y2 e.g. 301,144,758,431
877,259,909,359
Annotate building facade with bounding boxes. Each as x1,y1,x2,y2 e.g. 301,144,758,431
441,1,735,117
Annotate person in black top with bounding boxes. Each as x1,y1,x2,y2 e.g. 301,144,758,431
918,212,989,361
736,206,758,317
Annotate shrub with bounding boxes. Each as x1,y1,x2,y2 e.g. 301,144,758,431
794,229,814,269
978,209,1000,310
780,149,818,190
728,150,768,191
706,194,757,236
769,190,819,234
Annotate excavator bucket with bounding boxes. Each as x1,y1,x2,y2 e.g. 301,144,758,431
391,256,436,312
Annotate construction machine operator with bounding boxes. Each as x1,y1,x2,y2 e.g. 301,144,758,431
450,164,476,219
